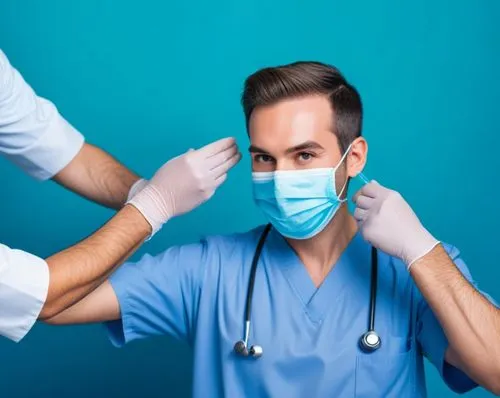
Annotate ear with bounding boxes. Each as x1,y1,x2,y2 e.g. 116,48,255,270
347,137,368,177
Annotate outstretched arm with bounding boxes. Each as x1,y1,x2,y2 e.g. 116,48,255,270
53,142,143,209
40,205,149,320
44,280,120,324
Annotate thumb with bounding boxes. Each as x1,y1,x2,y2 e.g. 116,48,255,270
352,179,382,203
167,148,195,163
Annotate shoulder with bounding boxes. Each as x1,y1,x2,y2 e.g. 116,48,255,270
134,225,267,274
190,225,267,285
200,224,267,254
124,225,265,270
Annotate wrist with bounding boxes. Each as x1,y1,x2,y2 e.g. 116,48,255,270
404,228,440,270
127,178,149,202
120,204,153,236
127,184,172,236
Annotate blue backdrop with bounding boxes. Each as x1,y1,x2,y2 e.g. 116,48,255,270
1,1,499,397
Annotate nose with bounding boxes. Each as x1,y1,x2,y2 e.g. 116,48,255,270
275,158,297,171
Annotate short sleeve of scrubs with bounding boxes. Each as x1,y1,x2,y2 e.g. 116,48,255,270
416,244,499,393
106,240,209,347
0,49,84,180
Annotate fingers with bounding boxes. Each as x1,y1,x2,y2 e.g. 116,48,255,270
353,207,367,223
209,150,242,193
211,151,242,179
206,143,239,170
197,137,236,157
356,180,381,199
354,195,373,210
352,189,362,204
214,172,228,186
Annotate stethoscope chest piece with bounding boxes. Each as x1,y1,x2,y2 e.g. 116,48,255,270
234,340,263,358
359,330,381,352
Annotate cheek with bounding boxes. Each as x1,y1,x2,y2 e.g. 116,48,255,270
311,156,339,168
304,149,343,169
333,165,350,194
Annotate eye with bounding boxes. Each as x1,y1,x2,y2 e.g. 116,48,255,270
254,154,275,163
297,152,315,162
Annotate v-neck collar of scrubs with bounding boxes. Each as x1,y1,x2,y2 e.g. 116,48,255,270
266,227,367,324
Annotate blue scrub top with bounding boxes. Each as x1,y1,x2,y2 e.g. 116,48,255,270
106,226,495,397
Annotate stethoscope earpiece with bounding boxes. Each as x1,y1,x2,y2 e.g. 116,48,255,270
359,330,381,352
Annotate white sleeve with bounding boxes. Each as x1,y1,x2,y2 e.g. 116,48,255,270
0,49,85,180
0,243,49,342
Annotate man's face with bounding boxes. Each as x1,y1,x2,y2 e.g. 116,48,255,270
248,95,366,193
249,95,342,173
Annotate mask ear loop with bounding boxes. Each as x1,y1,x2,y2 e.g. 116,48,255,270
334,144,353,201
337,176,350,202
358,173,369,184
335,147,371,200
339,172,371,201
335,142,372,200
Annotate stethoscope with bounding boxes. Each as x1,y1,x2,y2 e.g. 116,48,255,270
233,224,381,359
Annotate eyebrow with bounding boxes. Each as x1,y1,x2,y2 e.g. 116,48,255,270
248,145,269,153
248,141,325,154
285,141,324,154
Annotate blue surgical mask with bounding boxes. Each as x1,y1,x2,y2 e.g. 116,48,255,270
252,146,352,240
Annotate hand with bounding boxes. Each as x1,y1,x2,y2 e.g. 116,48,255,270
128,137,241,235
353,180,439,268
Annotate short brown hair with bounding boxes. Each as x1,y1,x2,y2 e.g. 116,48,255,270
241,61,362,152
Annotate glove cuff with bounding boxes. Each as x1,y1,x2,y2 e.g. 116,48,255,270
127,184,172,238
406,229,440,270
127,178,149,202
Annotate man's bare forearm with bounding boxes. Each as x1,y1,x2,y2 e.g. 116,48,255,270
410,245,500,394
39,205,151,319
53,143,140,209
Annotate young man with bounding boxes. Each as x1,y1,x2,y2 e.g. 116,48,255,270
46,62,500,397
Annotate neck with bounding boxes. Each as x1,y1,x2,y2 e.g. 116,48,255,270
286,206,358,287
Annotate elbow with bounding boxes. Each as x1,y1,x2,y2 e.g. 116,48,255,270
490,375,500,396
490,348,500,395
489,382,500,397
483,363,500,396
41,316,57,325
38,300,62,322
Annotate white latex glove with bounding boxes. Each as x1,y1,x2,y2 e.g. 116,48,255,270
128,137,241,235
353,180,440,269
127,178,148,202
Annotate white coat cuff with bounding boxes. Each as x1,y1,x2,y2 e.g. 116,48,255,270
5,114,85,181
0,247,49,342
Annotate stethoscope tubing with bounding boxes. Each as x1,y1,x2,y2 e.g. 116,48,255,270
236,224,380,357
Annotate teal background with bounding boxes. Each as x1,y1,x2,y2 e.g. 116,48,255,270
1,0,499,397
